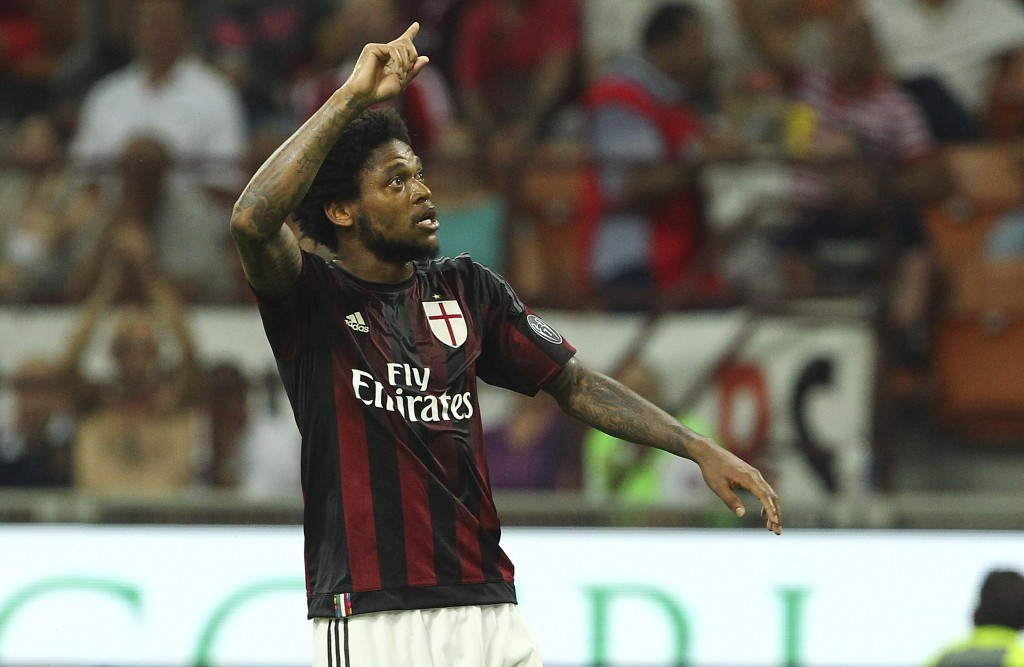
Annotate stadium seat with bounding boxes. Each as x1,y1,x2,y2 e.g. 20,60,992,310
926,142,1024,441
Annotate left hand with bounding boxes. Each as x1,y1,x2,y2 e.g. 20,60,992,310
342,22,429,109
693,440,782,534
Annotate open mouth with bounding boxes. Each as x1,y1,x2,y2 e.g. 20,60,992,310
416,208,439,231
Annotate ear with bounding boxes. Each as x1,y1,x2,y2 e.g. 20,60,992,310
324,200,357,229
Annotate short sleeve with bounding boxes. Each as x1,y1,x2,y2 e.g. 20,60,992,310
254,251,331,361
471,263,576,395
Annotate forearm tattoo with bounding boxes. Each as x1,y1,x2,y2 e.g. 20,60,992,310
545,360,691,458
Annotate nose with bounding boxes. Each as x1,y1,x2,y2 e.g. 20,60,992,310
411,176,431,202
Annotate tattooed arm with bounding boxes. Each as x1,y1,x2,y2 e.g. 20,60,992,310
544,358,783,534
229,23,429,299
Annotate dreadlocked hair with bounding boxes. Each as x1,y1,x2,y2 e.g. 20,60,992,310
292,107,412,251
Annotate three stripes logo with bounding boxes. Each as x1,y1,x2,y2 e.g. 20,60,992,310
345,311,369,333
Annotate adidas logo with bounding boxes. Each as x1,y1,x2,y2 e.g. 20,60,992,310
345,311,369,333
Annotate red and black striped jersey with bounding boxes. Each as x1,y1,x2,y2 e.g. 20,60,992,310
255,251,576,618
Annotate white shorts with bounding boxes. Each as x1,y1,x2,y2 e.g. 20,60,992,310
311,603,542,667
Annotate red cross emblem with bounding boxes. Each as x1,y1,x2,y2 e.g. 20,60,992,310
423,300,467,348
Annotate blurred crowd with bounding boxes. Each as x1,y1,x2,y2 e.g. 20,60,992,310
5,0,1024,497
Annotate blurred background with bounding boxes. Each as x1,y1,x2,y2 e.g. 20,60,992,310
2,0,1024,665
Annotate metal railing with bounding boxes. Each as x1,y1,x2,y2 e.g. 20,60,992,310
2,488,1024,530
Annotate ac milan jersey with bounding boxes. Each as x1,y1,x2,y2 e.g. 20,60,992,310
255,251,576,618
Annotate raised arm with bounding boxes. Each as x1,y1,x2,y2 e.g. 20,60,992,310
544,358,782,533
59,250,123,380
229,23,429,299
143,266,202,410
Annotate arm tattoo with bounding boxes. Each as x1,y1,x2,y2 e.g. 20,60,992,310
231,99,358,296
235,190,291,232
545,359,692,459
237,107,346,236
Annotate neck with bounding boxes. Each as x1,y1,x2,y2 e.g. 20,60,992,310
332,255,414,284
145,58,178,87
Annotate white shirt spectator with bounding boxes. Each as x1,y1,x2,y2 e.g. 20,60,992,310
864,0,1024,114
70,56,247,195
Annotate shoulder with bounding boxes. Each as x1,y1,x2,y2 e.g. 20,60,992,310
178,58,242,98
274,249,336,296
302,250,337,281
424,251,475,267
81,67,139,106
421,254,521,302
419,253,487,279
587,58,648,98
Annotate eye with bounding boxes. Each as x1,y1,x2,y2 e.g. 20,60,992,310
389,176,404,187
415,169,425,180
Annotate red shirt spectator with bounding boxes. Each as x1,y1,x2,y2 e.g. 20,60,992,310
0,1,41,69
453,0,581,159
454,0,578,102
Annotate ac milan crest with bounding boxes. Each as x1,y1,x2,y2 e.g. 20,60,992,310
423,300,467,348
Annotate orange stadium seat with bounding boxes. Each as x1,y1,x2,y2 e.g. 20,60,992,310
926,142,1024,441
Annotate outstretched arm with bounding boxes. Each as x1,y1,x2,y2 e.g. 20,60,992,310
544,358,782,534
229,23,429,299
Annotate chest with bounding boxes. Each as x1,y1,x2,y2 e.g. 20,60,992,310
332,292,481,395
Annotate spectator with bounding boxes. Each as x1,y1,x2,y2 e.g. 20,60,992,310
68,230,203,493
484,392,578,490
926,569,1024,667
0,113,98,302
452,0,583,175
724,0,820,149
290,0,455,156
197,0,328,129
197,361,301,498
0,356,75,487
863,0,1024,141
69,0,247,206
70,135,236,303
0,0,90,129
580,2,740,305
776,5,944,361
583,360,707,503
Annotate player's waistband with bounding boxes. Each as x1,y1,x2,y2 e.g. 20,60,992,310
308,580,517,619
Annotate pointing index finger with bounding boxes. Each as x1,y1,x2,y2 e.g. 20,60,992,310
397,22,420,42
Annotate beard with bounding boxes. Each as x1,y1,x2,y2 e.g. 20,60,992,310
355,211,438,265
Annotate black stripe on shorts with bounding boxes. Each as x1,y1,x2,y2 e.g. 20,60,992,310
334,618,342,667
326,619,333,667
342,618,350,666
